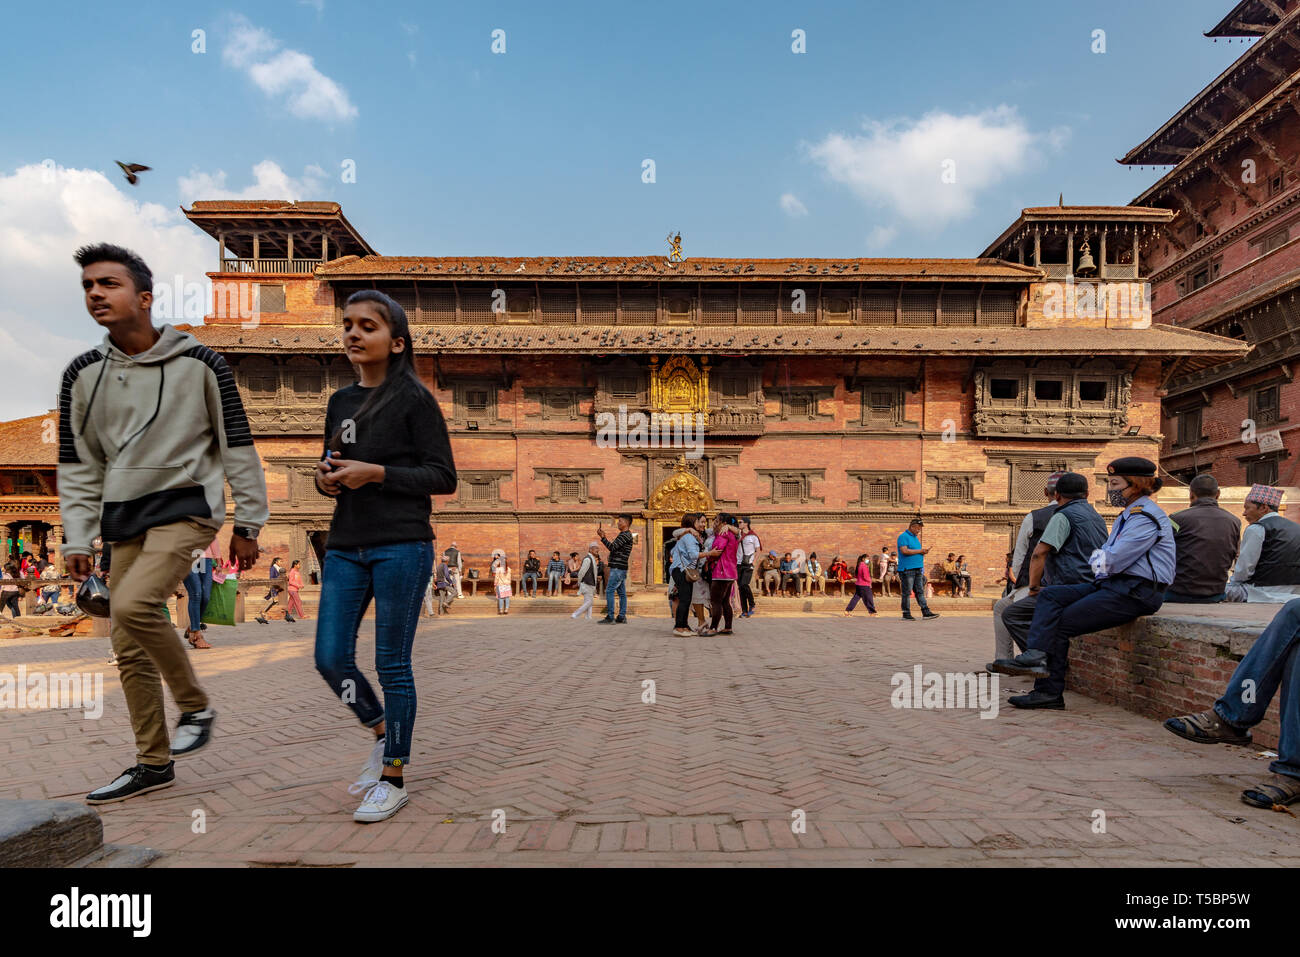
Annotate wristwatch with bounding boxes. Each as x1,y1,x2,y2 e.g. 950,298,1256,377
233,526,259,541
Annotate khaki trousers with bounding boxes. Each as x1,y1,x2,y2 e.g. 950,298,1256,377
109,519,215,765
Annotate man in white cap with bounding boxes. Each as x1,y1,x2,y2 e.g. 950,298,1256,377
445,541,463,598
1224,484,1300,603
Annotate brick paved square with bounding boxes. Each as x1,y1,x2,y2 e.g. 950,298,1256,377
2,612,1297,866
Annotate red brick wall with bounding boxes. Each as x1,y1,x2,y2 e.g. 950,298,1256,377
1068,617,1281,750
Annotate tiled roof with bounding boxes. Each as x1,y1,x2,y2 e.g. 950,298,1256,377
1184,266,1300,330
183,322,1246,369
980,206,1174,258
187,200,342,213
0,412,58,466
315,255,1042,282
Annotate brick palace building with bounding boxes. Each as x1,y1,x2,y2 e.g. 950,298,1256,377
1130,0,1300,486
0,197,1247,585
102,199,1229,587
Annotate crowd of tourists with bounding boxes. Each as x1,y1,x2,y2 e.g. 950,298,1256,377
43,242,1300,828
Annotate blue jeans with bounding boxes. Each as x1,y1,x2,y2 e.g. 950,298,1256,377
547,571,563,595
604,567,627,619
314,540,432,768
184,558,213,627
522,572,539,597
1216,597,1300,780
900,568,930,616
1026,577,1164,697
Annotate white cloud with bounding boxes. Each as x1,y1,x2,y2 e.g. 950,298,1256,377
223,16,357,122
779,193,808,217
0,163,212,421
806,106,1062,229
178,159,328,204
866,225,897,251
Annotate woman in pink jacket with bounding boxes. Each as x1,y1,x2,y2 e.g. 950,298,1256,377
844,553,879,616
286,559,306,621
699,513,741,636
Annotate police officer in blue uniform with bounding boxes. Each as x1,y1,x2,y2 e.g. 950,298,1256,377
1001,456,1176,709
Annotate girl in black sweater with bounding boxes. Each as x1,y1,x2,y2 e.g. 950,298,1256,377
313,290,457,823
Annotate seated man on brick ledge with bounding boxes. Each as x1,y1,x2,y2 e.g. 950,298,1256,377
987,472,1107,676
1165,597,1300,809
1223,484,1300,603
1164,473,1240,604
998,457,1175,709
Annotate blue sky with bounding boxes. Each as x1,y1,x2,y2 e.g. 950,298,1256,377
0,0,1255,416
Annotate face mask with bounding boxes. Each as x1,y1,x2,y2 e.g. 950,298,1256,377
1107,487,1129,508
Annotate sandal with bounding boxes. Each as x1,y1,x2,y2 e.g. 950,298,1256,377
697,628,717,637
1164,710,1252,746
717,628,733,635
187,631,211,649
1241,773,1300,810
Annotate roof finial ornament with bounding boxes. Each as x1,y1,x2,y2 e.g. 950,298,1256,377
1059,192,1064,207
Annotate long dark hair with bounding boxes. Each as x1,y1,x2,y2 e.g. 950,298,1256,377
327,290,437,453
856,553,869,574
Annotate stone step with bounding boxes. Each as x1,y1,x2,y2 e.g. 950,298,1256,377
0,800,103,867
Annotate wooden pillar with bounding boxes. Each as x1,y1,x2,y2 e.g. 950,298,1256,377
1132,232,1140,276
1099,229,1107,280
217,231,226,272
286,231,294,264
252,230,260,266
321,232,329,262
1066,229,1074,278
1033,228,1041,266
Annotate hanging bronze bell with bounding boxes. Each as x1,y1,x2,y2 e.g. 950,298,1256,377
1076,240,1097,276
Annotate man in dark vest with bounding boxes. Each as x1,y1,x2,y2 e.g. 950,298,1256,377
987,472,1107,674
990,471,1064,664
1224,484,1300,603
1165,473,1240,604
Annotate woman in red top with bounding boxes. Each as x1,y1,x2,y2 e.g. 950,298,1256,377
843,553,878,616
286,559,306,621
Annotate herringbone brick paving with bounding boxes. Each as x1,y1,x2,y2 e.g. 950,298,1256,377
2,609,1297,866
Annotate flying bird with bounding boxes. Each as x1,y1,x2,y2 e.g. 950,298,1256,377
115,161,151,185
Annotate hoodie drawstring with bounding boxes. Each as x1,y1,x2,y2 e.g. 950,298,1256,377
120,365,165,451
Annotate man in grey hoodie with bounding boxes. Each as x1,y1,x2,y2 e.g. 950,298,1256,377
60,243,269,805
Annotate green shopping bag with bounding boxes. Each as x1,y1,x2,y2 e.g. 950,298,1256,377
201,578,238,626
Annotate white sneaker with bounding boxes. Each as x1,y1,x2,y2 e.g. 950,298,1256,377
347,738,386,796
353,780,409,822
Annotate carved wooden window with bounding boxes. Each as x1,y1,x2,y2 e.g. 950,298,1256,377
859,289,896,325
974,361,1128,437
620,287,657,325
256,284,286,313
865,382,903,426
11,473,41,495
664,293,693,322
581,286,617,324
823,287,853,320
1270,171,1286,197
451,470,511,507
757,469,824,505
534,468,602,505
930,473,981,505
1174,406,1204,448
1011,466,1062,505
507,289,536,321
450,381,501,425
1261,228,1289,255
1079,380,1108,404
740,286,777,325
942,290,976,325
465,390,489,412
1247,455,1280,486
777,389,832,421
849,470,909,507
612,376,638,399
720,376,748,400
1252,385,1281,427
990,378,1019,402
901,290,937,325
701,287,737,325
1032,377,1065,405
539,288,575,324
459,286,496,322
241,360,279,402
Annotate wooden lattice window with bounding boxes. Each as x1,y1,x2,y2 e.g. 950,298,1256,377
1254,385,1281,426
611,376,638,399
740,287,777,325
980,290,1017,325
620,288,657,325
11,473,41,495
720,376,748,400
465,389,489,413
242,361,279,400
701,287,737,325
859,289,896,325
866,479,895,503
901,290,937,325
558,479,582,501
581,287,617,324
665,293,693,321
256,284,286,313
539,288,575,324
778,480,802,500
849,471,907,506
469,481,493,502
1011,466,1064,505
942,290,977,325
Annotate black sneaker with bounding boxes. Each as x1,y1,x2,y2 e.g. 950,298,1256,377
922,611,941,620
86,762,175,805
597,617,615,624
902,614,917,621
615,617,627,624
285,613,296,623
1009,691,1065,710
170,708,216,757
